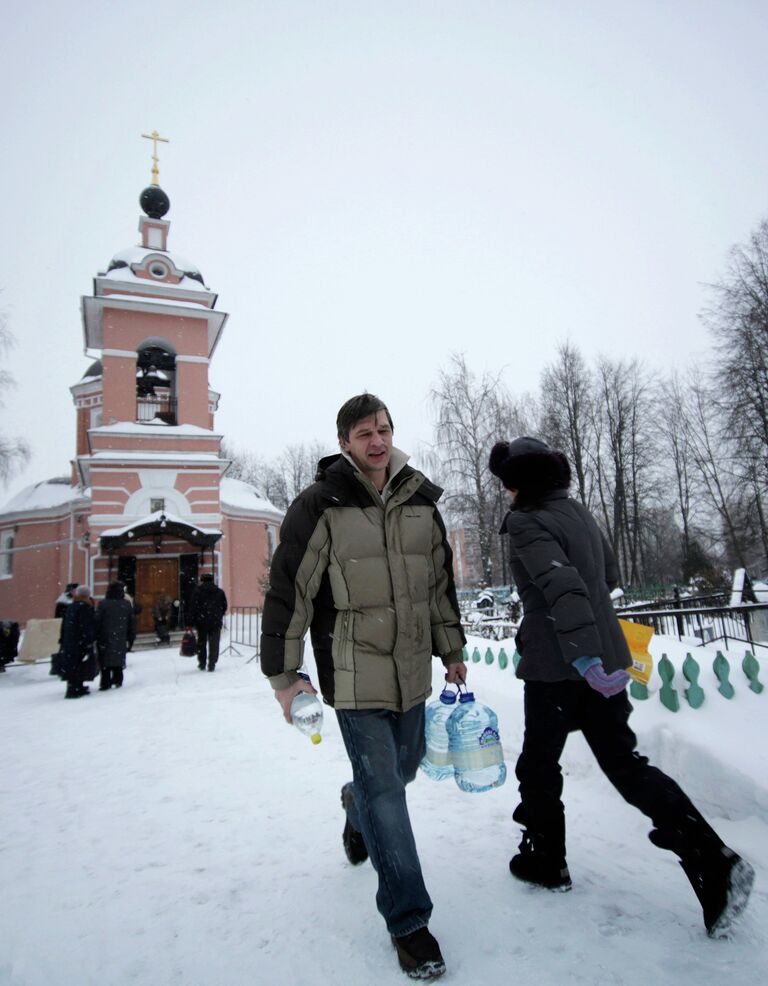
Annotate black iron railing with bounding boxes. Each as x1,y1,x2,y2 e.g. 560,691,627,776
616,603,768,651
137,396,177,425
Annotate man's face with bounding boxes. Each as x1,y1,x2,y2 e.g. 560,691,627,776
340,410,393,488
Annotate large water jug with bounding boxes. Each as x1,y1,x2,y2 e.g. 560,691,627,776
447,690,506,793
420,685,458,780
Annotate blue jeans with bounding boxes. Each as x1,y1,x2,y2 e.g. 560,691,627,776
336,704,433,936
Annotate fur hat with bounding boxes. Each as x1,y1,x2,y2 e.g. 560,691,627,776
488,436,571,508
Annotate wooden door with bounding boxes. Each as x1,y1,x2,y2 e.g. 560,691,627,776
136,558,179,633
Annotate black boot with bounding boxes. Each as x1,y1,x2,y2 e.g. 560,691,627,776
340,784,369,865
679,848,755,938
99,670,111,691
391,927,445,980
649,824,755,937
509,830,572,891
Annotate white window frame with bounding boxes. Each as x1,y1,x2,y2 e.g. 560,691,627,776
0,531,14,578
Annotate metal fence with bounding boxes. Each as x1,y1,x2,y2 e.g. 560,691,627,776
226,607,261,655
616,602,768,651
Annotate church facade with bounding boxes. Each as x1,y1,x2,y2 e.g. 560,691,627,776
0,178,282,632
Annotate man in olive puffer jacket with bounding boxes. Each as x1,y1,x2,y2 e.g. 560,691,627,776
261,393,466,981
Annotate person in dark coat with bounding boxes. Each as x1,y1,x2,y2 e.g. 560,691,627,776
152,594,173,645
489,436,754,938
190,574,228,671
59,584,96,699
54,583,78,619
95,581,136,690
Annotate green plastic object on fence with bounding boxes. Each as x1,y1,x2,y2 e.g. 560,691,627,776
713,651,735,699
471,647,481,663
657,654,680,712
498,648,509,670
629,677,649,701
484,647,494,665
513,650,521,669
682,653,705,709
742,651,764,694
462,646,469,662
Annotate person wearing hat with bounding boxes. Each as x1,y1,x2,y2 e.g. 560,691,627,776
489,436,754,938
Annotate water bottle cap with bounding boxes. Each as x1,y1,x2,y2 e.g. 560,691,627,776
439,688,457,705
458,690,476,703
310,733,322,745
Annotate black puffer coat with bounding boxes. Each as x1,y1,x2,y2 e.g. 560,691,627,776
60,600,96,678
96,586,136,668
190,582,228,630
503,490,631,682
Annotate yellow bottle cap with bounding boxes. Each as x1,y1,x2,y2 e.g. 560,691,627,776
311,733,322,745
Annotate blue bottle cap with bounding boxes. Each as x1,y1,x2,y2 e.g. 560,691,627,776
439,688,457,705
458,691,476,703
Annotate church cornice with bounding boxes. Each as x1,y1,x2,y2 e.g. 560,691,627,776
81,295,227,358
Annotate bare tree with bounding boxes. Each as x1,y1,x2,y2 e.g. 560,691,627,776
538,341,595,508
703,218,768,572
0,313,30,485
429,353,524,584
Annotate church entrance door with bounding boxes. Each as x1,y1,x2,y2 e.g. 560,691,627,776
136,558,179,634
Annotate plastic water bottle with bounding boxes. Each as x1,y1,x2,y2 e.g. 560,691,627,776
447,690,506,793
291,691,323,745
420,685,458,780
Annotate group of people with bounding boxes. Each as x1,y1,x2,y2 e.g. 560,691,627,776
260,393,755,982
55,574,228,698
56,582,136,698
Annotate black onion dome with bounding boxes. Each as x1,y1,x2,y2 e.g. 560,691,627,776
140,185,170,219
82,359,103,380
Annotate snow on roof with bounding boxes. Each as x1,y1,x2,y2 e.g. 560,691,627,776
0,479,89,516
220,477,283,517
87,451,223,462
99,510,220,538
91,422,220,438
98,293,213,312
103,265,209,293
109,246,201,275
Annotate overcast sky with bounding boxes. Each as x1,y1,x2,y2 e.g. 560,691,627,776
2,0,767,504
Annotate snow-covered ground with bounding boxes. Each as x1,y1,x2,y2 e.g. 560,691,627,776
1,632,766,986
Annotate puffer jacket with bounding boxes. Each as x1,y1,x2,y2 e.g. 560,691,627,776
503,490,631,682
261,452,466,712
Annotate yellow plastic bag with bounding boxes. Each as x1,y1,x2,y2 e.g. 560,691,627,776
618,619,654,686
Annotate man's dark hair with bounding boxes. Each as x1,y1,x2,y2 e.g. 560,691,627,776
336,393,394,441
201,573,214,583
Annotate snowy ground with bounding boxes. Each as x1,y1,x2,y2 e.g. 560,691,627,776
1,633,766,986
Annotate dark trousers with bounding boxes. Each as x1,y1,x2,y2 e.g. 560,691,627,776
515,681,723,861
336,704,433,936
99,667,124,689
196,627,221,668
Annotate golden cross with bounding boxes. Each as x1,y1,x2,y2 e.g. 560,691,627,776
141,129,170,186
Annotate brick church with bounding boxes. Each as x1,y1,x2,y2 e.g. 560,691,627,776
0,148,282,632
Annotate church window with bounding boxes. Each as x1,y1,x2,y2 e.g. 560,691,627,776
0,531,14,578
150,498,165,514
149,263,168,279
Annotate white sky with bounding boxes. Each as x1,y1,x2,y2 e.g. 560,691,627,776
2,1,768,504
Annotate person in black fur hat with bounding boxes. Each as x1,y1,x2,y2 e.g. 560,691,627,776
490,437,754,938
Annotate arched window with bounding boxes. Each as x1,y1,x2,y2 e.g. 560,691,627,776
136,344,177,424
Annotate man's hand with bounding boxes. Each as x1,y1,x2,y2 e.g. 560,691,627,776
445,661,467,685
275,677,317,723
